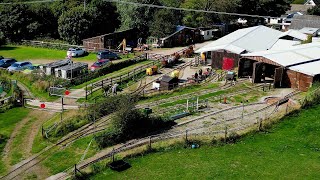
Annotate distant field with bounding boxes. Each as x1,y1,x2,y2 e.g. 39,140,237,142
92,105,320,179
0,45,96,61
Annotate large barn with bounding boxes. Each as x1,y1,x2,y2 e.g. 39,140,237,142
82,28,139,51
239,43,320,91
158,26,202,48
195,25,308,70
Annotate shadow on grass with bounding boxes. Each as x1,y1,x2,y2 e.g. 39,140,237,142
0,46,18,51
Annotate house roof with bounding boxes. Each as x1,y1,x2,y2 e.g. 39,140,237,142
299,27,320,35
161,75,176,83
287,4,312,14
278,29,308,41
82,28,136,41
43,59,71,68
242,42,320,76
55,62,88,71
195,26,284,54
269,39,301,51
161,26,197,40
289,15,320,30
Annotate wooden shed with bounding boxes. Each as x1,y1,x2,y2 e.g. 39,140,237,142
160,75,179,91
240,43,320,92
159,26,202,48
82,28,139,51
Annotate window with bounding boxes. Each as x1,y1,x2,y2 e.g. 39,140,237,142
207,51,212,59
207,31,209,36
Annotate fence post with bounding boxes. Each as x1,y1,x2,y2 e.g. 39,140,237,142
112,148,115,162
224,125,228,144
102,80,104,88
258,118,262,131
110,78,113,86
85,84,88,100
196,97,199,111
120,75,122,83
186,99,189,112
91,83,93,95
60,112,63,123
61,97,64,111
185,129,188,143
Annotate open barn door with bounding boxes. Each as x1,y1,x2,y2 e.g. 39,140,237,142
252,62,263,83
274,67,284,88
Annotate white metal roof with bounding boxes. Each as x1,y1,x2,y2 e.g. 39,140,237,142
243,42,320,76
289,60,320,76
299,27,320,35
269,39,301,50
278,29,308,41
195,26,283,54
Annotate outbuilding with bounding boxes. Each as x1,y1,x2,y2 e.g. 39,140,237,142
40,59,71,76
159,26,202,48
195,25,307,70
82,28,139,51
239,42,320,91
159,75,179,90
54,62,88,79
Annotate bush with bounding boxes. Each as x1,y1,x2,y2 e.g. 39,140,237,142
53,115,88,137
95,95,175,148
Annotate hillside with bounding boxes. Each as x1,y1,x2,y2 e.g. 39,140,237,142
92,104,320,179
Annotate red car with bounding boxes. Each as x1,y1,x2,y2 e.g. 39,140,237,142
90,59,110,71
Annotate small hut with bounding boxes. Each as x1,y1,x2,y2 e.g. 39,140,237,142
54,62,88,79
41,59,71,76
160,75,179,90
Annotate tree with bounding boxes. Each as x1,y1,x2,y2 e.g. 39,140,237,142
238,0,291,25
88,0,120,37
0,4,35,42
308,5,320,16
0,31,5,46
181,0,239,28
117,0,161,39
58,7,93,44
149,9,181,38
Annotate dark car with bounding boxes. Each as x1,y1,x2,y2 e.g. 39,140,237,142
0,58,17,68
97,51,120,60
0,56,3,60
90,59,110,71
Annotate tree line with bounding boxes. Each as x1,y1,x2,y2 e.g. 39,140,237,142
0,0,293,46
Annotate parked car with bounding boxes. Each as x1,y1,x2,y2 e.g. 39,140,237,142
97,50,120,60
67,48,86,57
0,58,17,68
7,61,33,72
90,59,110,71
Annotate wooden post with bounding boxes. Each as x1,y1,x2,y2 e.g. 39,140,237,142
60,112,63,123
120,75,122,83
91,83,93,95
74,164,77,177
61,97,64,111
85,84,88,100
186,99,189,112
185,130,188,142
112,148,115,162
224,125,228,143
196,97,199,111
102,80,104,88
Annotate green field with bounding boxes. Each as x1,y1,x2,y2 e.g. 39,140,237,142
0,108,30,175
92,105,320,179
0,46,96,61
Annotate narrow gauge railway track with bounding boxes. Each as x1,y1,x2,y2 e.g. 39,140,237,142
137,80,263,110
0,115,113,180
56,90,300,180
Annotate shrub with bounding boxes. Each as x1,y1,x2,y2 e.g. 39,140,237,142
53,114,88,137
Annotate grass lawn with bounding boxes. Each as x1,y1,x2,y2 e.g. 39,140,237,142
0,45,137,62
92,105,320,179
0,108,30,175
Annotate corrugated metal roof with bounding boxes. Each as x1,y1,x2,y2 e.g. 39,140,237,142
243,42,320,67
278,30,308,41
289,15,320,30
195,26,282,54
299,27,320,35
289,60,320,76
270,40,301,50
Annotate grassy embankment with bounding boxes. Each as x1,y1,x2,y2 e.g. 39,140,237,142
0,108,30,175
92,104,320,179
